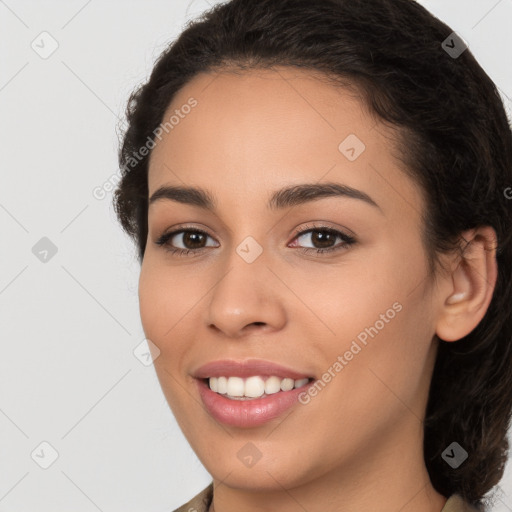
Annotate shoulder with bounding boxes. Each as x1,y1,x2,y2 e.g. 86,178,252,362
442,494,482,512
172,483,214,512
171,486,482,512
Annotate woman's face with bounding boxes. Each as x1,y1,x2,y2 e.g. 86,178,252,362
140,67,443,491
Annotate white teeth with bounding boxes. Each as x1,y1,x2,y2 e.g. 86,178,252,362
226,376,244,397
245,376,266,398
217,376,227,394
294,378,309,388
264,376,282,395
208,375,311,399
280,378,295,391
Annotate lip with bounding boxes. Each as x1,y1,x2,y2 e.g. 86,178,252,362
192,358,313,380
196,378,315,428
193,359,315,428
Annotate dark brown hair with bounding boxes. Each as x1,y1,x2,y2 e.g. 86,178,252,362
113,0,512,508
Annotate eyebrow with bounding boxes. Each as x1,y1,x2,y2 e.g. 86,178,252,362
148,182,382,213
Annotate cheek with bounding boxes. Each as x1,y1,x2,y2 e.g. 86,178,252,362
138,263,164,339
138,260,196,415
306,241,434,403
138,259,186,352
301,243,427,338
138,256,209,388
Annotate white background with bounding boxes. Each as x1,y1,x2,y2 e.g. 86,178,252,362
0,0,511,510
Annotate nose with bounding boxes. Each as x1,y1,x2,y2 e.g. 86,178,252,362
204,251,287,339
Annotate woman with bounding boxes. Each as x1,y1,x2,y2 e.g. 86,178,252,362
113,0,512,510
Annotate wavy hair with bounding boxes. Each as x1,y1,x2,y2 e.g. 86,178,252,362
113,0,512,508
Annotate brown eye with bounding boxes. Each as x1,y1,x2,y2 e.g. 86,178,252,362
155,228,218,256
174,231,208,249
289,224,357,255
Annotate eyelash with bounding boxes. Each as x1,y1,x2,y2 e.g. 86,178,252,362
155,223,357,258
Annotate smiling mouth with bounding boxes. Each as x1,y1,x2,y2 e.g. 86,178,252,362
202,375,315,400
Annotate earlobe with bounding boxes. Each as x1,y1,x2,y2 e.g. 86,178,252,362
435,226,498,342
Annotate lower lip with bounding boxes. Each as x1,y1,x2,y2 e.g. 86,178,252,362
196,378,314,428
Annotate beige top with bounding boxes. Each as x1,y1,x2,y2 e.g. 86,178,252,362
173,483,481,512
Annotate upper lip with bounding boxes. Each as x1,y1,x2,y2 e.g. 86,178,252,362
193,358,313,380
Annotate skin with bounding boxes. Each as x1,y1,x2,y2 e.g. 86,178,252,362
139,66,497,512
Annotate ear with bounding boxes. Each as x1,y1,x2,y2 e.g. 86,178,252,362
435,226,498,342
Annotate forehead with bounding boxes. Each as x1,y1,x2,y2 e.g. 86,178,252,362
147,66,423,219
